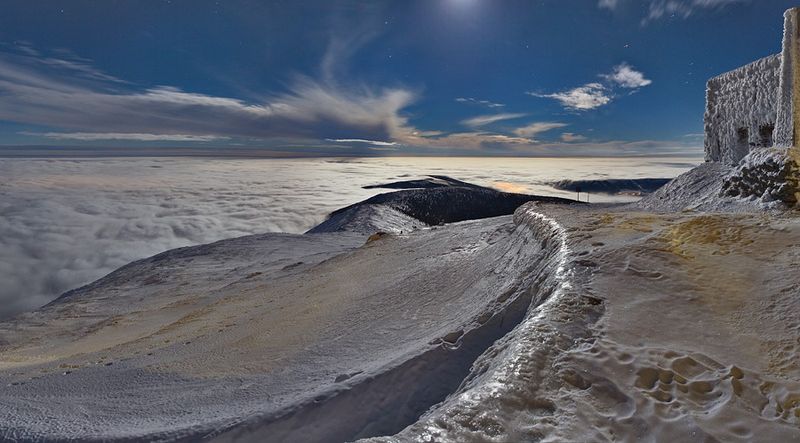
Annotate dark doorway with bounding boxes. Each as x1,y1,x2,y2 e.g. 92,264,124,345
758,123,775,147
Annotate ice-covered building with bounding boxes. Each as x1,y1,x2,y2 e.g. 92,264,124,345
705,7,800,164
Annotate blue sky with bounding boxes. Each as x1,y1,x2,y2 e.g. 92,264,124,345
0,0,796,156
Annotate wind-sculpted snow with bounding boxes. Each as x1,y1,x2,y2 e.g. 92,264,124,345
362,203,594,442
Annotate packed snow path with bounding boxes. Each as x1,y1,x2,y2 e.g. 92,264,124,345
376,204,800,442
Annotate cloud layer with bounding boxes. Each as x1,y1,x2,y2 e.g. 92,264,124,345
0,158,381,318
0,156,700,319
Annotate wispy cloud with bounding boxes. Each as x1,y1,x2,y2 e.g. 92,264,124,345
326,138,398,146
513,122,568,138
530,63,651,111
455,97,505,108
461,112,527,127
24,132,228,142
512,139,703,156
529,83,611,111
645,0,743,23
395,121,566,151
394,130,533,151
561,132,587,142
599,0,745,23
1,42,129,84
0,38,415,145
603,63,652,88
597,0,620,9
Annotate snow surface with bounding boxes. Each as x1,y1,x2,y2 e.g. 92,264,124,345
3,168,800,442
365,203,800,443
631,161,787,213
0,209,556,441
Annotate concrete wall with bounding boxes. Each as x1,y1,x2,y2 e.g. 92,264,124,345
704,54,781,164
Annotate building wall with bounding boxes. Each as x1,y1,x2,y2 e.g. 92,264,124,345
704,54,781,164
774,7,800,148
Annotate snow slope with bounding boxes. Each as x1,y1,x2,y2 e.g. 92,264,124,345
0,191,565,441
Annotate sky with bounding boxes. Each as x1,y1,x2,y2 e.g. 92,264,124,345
0,0,796,157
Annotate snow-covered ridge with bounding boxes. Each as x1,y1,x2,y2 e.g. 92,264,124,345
309,182,577,234
0,183,578,442
362,175,484,190
549,178,671,195
220,207,568,442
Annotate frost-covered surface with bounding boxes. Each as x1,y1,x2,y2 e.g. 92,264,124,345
705,7,800,160
704,54,781,164
773,8,799,147
307,204,423,235
630,161,789,213
721,147,800,204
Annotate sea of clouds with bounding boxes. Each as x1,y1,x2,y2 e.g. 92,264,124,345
0,156,698,318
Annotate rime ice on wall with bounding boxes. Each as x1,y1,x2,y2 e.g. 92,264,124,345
704,54,781,164
705,8,800,164
773,9,798,147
